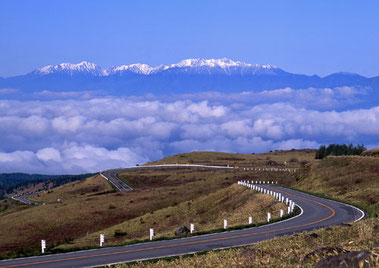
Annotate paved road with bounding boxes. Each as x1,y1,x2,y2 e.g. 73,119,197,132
100,169,134,191
0,184,364,268
11,193,43,206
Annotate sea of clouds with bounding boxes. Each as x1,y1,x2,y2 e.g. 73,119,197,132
0,86,378,174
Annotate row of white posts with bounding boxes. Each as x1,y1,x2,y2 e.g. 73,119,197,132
243,180,278,184
39,181,296,253
242,167,296,173
237,180,296,222
41,224,197,252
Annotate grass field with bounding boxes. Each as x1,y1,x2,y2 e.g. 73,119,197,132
147,150,316,169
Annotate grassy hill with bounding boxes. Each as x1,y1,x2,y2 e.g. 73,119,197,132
294,156,379,217
146,150,315,169
0,150,302,259
361,148,379,157
0,149,377,265
0,173,95,199
120,151,379,267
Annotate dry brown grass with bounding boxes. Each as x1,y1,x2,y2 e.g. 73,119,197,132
294,156,379,207
0,163,293,258
146,150,316,169
0,199,28,217
123,218,378,268
361,148,379,157
0,175,113,256
63,185,285,248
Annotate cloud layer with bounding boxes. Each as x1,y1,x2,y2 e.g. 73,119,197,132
0,87,378,174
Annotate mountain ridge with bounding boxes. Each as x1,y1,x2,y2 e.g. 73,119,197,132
0,58,378,96
29,58,283,77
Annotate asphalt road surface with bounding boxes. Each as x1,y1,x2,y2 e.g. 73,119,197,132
0,184,364,268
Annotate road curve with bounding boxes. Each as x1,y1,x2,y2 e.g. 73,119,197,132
0,183,364,268
11,192,43,206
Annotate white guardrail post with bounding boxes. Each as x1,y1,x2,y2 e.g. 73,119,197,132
190,223,194,233
224,219,228,229
249,216,253,224
267,212,271,222
149,228,154,240
100,234,104,247
280,209,284,217
41,240,46,254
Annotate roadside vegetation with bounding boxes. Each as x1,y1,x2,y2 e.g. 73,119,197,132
61,184,286,249
294,156,379,217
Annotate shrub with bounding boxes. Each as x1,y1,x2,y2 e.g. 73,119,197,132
114,230,127,237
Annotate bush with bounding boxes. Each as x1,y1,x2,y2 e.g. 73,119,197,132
114,230,127,237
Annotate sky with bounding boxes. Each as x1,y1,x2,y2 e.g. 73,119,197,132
1,0,379,174
1,0,379,78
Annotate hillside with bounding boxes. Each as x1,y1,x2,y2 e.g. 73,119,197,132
294,156,379,216
146,150,315,168
361,148,379,157
0,149,377,264
122,152,379,267
0,173,95,199
0,150,301,259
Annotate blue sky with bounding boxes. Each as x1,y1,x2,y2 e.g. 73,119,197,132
1,0,379,174
1,0,379,77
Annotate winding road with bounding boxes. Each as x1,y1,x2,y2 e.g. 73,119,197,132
11,192,43,206
1,165,364,268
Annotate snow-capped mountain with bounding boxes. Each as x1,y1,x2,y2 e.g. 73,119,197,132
33,61,105,76
161,58,280,75
1,58,377,96
106,63,157,75
32,58,283,76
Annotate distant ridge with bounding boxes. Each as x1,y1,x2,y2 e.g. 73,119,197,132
1,58,378,95
31,58,281,76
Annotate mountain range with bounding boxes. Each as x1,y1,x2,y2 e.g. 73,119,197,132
1,58,378,95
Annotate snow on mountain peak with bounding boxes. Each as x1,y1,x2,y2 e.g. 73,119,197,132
36,61,103,76
162,58,279,75
107,63,155,75
33,58,279,76
166,58,252,69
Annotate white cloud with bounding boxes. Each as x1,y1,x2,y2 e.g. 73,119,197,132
0,144,148,174
36,147,62,162
0,95,378,174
